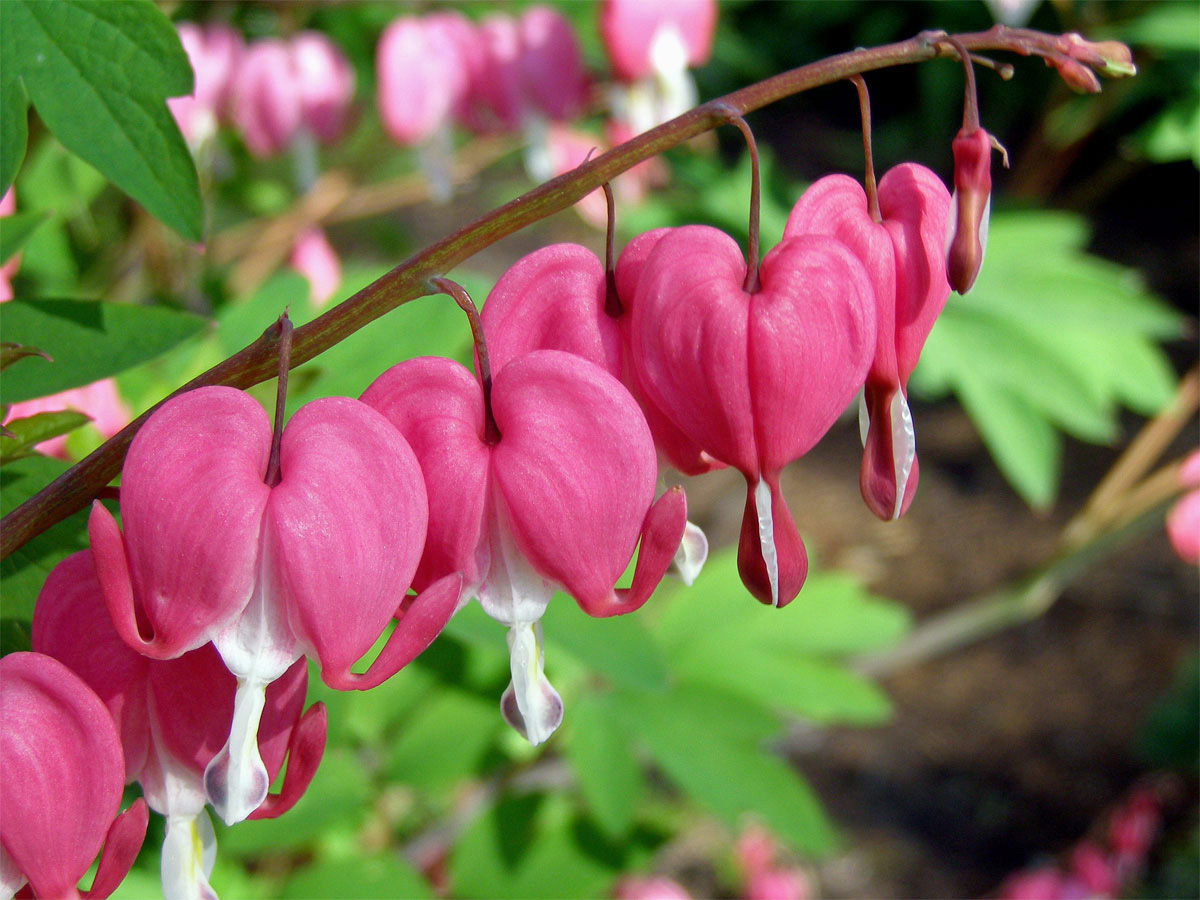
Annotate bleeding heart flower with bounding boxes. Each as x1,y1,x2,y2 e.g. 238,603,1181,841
629,226,875,606
289,227,342,309
362,349,686,745
33,551,326,900
945,124,993,294
168,23,244,147
784,163,951,520
290,31,355,144
0,652,148,900
480,241,710,583
88,387,459,824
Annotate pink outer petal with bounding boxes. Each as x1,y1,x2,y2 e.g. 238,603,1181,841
0,653,126,900
737,476,808,608
751,234,876,472
89,387,271,659
860,384,920,521
878,163,952,378
292,31,355,144
361,357,492,593
599,0,717,81
1166,488,1200,565
84,799,148,900
517,6,589,122
32,552,151,783
482,243,620,377
784,174,899,383
631,225,759,475
248,701,327,820
474,15,526,132
231,40,302,157
265,397,431,687
491,350,659,609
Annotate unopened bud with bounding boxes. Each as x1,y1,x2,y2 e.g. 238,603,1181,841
1058,33,1137,78
1050,56,1102,93
945,126,992,294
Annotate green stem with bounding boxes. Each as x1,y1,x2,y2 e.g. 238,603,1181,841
0,25,1130,559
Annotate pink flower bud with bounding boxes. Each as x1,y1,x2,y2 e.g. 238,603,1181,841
735,825,778,877
945,126,993,294
1068,842,1117,898
1049,56,1102,94
744,868,810,900
289,227,342,308
0,652,148,900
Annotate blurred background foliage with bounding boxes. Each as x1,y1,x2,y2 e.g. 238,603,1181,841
0,1,1196,898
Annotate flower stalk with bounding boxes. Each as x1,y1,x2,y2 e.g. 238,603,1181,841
0,25,1134,559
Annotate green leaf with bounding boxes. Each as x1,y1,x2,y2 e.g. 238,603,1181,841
0,455,94,622
0,210,48,265
0,618,32,655
280,854,433,900
619,685,838,855
0,42,29,193
384,689,501,790
1,0,201,240
1,410,91,463
562,692,644,836
0,342,51,372
542,596,669,692
0,298,207,402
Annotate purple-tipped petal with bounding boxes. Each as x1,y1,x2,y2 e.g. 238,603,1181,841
248,702,327,820
84,799,149,900
492,351,659,608
159,809,217,900
737,478,808,608
500,621,563,745
0,653,127,900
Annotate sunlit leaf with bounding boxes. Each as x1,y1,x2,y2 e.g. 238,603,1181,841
0,210,48,265
1,410,90,464
562,692,644,837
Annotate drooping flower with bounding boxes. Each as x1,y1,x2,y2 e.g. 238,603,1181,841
290,32,356,145
0,652,148,900
945,123,994,294
33,551,326,900
361,349,686,745
784,163,951,520
168,23,244,147
628,226,876,606
480,241,710,583
88,387,459,824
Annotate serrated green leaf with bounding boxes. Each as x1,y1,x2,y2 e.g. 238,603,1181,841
2,0,201,239
1,410,91,463
0,210,48,265
562,692,644,836
542,596,669,692
0,455,94,621
619,686,837,855
0,298,207,402
280,854,433,900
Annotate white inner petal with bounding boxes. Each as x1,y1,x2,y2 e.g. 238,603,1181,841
203,677,270,826
522,114,553,184
476,507,553,629
944,188,959,256
978,194,992,264
650,26,698,126
889,390,917,521
418,121,455,204
502,621,563,746
0,843,25,900
857,388,869,447
161,810,218,900
754,478,780,608
138,702,208,820
671,520,710,587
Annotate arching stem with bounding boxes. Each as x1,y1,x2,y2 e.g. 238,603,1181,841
432,277,500,445
719,110,761,294
849,75,881,223
945,35,981,131
263,312,293,488
602,181,622,319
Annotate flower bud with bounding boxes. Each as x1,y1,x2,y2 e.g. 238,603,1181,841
1050,56,1102,94
945,126,993,294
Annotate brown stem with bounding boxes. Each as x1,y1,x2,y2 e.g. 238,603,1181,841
850,75,881,223
263,313,294,488
0,26,1133,559
431,277,500,445
602,181,622,319
717,111,761,294
945,35,981,130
